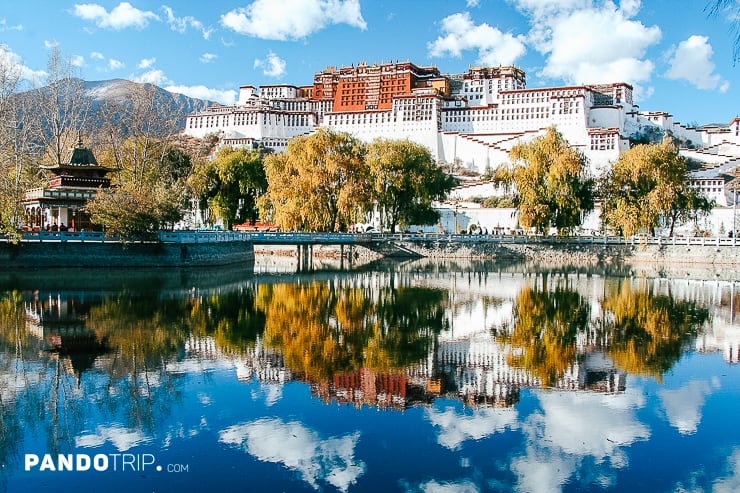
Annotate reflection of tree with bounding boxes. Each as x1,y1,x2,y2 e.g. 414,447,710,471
188,289,266,353
258,282,445,381
0,283,268,478
601,280,709,381
498,280,591,386
0,292,28,485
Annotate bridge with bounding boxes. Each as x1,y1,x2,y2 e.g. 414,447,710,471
11,229,740,249
6,229,740,269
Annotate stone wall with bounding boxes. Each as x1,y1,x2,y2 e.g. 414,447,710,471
388,239,740,266
0,241,255,269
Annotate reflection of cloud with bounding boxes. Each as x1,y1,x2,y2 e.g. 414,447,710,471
709,449,740,493
511,449,576,493
537,390,649,459
511,389,648,493
675,448,740,493
659,380,714,435
219,418,365,491
76,425,151,451
415,479,480,492
250,383,283,406
427,405,519,450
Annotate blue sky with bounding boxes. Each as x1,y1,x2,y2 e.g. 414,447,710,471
1,0,738,125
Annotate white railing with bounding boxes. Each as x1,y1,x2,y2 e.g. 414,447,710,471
3,230,739,247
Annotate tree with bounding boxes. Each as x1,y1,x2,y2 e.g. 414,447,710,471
707,0,740,63
36,46,92,166
95,82,186,186
366,138,455,232
508,127,595,235
189,146,268,230
0,52,25,235
85,179,187,239
600,137,711,237
261,129,371,232
86,83,195,237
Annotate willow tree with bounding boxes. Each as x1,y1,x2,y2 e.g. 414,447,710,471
508,127,594,234
366,138,454,232
188,145,267,229
261,129,371,232
600,137,711,237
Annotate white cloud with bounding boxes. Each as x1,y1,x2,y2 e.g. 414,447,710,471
511,0,660,96
466,0,481,6
44,40,59,49
219,418,365,492
72,2,159,30
666,35,730,92
0,18,23,32
199,52,217,64
70,55,85,67
161,5,212,39
221,0,367,40
164,84,237,104
428,12,527,66
138,57,156,69
426,405,519,450
108,58,124,71
254,52,287,78
133,69,171,85
0,44,45,83
90,51,105,60
658,380,714,434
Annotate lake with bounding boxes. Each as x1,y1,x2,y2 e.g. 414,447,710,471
1,259,739,493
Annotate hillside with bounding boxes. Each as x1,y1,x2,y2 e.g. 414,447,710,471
19,78,214,132
84,79,213,119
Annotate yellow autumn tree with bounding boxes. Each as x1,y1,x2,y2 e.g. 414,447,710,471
508,127,594,235
260,129,371,231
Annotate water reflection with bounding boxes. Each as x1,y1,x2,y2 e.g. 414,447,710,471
220,418,365,492
0,265,739,492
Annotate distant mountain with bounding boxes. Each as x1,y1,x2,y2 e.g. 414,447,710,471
19,78,215,133
84,79,214,118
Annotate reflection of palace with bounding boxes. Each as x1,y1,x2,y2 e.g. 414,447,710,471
312,369,431,410
184,336,293,384
24,292,109,379
437,328,626,407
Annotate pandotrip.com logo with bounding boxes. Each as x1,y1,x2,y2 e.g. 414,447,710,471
25,453,190,473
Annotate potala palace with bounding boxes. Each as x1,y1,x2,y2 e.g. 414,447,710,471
182,60,740,234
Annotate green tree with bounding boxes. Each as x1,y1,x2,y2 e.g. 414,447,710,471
261,129,371,232
508,127,595,235
85,178,187,239
600,137,711,237
189,146,267,230
366,138,455,232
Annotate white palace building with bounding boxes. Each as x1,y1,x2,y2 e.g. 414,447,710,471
183,60,740,233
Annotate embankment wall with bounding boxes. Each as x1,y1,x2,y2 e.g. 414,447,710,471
0,241,255,268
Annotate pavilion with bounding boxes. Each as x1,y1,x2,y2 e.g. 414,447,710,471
23,138,113,231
